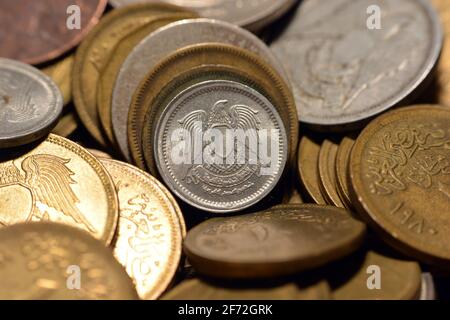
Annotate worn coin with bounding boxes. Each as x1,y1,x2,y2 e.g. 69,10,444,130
73,3,191,146
184,204,366,278
113,18,293,162
335,136,355,209
162,278,331,300
270,0,442,126
108,0,298,31
154,80,288,213
0,0,107,65
100,159,184,300
0,134,118,245
349,105,450,266
0,58,63,148
297,136,327,205
0,222,137,300
318,140,345,208
52,111,79,138
42,55,74,107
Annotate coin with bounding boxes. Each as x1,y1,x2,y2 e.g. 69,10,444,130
335,136,355,209
297,136,327,205
184,204,366,279
329,250,421,300
349,105,450,266
100,159,184,300
52,111,79,138
108,0,298,32
97,14,198,146
0,222,137,300
72,3,191,146
420,273,436,300
154,80,288,213
318,140,345,208
0,0,107,65
288,188,304,204
162,278,331,300
270,0,443,126
42,55,74,107
0,134,118,245
0,58,63,148
88,149,113,160
113,18,294,162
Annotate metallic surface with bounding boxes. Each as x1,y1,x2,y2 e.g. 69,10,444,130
318,140,345,208
42,55,74,107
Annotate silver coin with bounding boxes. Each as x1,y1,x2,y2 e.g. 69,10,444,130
270,0,442,126
108,0,298,31
154,80,287,213
0,58,63,148
419,272,436,300
112,18,289,161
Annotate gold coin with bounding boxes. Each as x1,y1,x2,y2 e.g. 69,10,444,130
0,134,118,245
288,188,304,204
42,55,74,106
319,140,345,208
129,43,298,170
73,3,191,146
330,250,422,300
100,159,184,300
335,136,355,209
349,105,450,266
51,111,78,138
0,222,137,300
97,13,198,146
162,278,331,300
297,135,327,205
87,148,113,160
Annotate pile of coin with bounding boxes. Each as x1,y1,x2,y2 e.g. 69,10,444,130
0,0,449,300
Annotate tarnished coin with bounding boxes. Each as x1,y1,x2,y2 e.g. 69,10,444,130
318,140,345,208
0,0,107,65
100,159,184,300
109,0,298,31
184,204,366,279
113,18,293,162
349,105,450,266
155,80,287,213
162,278,331,300
271,0,442,126
330,250,422,300
42,55,74,107
420,273,436,300
335,136,355,209
297,136,327,205
52,111,79,138
0,134,118,245
0,58,63,148
73,3,191,146
0,222,137,300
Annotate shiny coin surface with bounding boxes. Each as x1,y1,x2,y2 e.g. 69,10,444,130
100,160,183,300
349,105,450,266
330,250,422,300
154,80,288,213
113,18,292,162
0,222,137,300
271,0,442,126
318,140,345,208
184,204,366,279
0,59,63,148
42,55,74,107
0,0,107,65
88,149,113,160
0,134,118,245
335,136,355,209
162,278,331,300
109,0,298,31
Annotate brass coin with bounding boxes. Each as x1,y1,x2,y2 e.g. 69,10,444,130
87,148,113,160
52,111,79,138
100,159,184,300
73,3,191,146
335,136,355,209
0,134,118,245
288,188,304,204
0,222,137,300
130,43,298,170
184,204,366,279
318,140,345,208
97,13,198,146
330,250,422,300
349,105,450,266
162,278,331,300
298,136,327,205
42,55,74,107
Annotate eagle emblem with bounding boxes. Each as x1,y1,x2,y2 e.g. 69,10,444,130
0,154,96,233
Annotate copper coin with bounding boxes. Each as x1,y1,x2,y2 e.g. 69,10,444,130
0,0,107,65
